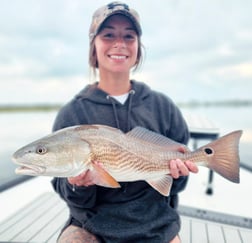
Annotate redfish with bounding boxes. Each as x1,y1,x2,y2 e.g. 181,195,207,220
12,125,242,196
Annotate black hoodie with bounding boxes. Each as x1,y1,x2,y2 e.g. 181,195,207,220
52,80,189,243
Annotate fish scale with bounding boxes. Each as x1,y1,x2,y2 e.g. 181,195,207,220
92,140,158,175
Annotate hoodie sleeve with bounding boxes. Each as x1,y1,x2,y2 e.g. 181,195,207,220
51,101,98,209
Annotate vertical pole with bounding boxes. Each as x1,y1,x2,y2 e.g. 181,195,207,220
206,170,214,195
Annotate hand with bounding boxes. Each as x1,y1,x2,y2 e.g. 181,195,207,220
169,159,198,179
67,161,105,187
68,170,95,187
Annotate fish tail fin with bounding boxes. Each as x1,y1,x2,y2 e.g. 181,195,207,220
198,130,242,183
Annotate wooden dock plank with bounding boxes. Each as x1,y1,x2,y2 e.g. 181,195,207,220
1,193,252,243
180,215,252,243
179,217,191,243
0,193,59,241
191,220,208,243
207,224,225,243
223,227,243,243
241,229,252,243
30,206,68,242
47,228,63,243
11,199,67,242
0,192,52,235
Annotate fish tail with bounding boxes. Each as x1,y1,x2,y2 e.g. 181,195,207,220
197,130,242,183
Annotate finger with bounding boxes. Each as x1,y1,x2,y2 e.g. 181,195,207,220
176,159,189,176
67,170,90,185
68,176,92,187
92,161,105,169
67,177,76,185
177,146,190,153
185,161,199,173
169,159,180,179
68,175,83,185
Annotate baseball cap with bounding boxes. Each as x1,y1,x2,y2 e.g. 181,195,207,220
89,2,142,42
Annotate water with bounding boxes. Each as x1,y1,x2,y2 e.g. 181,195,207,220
181,106,252,170
0,111,57,189
0,106,251,189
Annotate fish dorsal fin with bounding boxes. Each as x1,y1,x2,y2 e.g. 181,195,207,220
146,175,173,196
127,127,187,151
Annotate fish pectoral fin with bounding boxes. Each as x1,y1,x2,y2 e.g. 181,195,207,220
90,162,121,188
146,175,173,197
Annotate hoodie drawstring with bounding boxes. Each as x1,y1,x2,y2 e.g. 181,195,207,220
127,90,135,131
106,89,135,131
107,95,120,129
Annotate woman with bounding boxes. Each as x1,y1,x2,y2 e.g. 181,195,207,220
52,2,198,243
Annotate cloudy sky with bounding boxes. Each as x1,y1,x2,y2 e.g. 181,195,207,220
0,0,251,104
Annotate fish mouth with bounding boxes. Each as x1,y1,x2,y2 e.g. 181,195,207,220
14,162,46,176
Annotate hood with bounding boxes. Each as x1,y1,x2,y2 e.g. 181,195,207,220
75,80,151,106
73,80,152,132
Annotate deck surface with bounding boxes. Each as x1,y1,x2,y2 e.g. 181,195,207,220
0,192,68,243
0,192,251,243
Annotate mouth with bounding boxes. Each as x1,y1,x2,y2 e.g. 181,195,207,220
108,55,128,60
13,160,46,176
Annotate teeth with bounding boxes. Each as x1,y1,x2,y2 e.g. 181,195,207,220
110,55,126,60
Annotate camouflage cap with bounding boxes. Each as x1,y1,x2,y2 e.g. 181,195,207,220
89,2,142,42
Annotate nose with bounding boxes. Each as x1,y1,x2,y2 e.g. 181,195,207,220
113,36,126,48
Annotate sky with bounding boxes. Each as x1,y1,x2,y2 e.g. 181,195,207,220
0,0,252,105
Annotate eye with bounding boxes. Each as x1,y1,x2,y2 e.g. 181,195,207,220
36,145,47,155
102,32,115,40
124,34,136,41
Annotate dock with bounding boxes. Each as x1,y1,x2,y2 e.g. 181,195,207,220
0,191,251,242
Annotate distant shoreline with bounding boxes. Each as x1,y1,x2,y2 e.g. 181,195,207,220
0,104,62,113
1,100,252,112
178,99,252,108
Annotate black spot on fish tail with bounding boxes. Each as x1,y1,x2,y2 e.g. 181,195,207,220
204,148,213,155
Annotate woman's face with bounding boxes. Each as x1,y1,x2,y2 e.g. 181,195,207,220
94,14,139,74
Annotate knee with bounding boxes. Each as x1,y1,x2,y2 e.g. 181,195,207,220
57,225,100,243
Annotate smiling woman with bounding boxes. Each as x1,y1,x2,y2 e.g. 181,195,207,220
95,15,139,72
50,2,199,243
89,10,144,80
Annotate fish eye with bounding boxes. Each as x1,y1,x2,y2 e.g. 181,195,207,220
36,145,47,155
204,147,213,155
